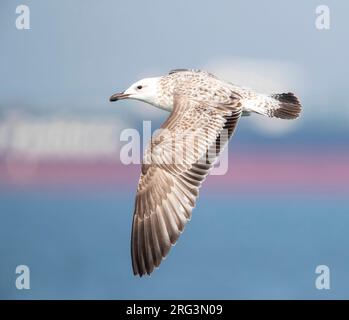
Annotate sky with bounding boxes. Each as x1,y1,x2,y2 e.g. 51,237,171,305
0,0,348,159
0,1,348,123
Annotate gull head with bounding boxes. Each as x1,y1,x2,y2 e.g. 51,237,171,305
109,77,162,107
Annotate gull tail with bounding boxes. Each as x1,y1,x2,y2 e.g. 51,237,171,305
244,92,302,120
269,92,302,119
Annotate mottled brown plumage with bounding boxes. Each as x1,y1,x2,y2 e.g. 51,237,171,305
109,68,302,276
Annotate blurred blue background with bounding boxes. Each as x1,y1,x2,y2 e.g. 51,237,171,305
0,0,348,299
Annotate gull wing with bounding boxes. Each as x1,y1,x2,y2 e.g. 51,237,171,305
131,94,242,276
168,68,217,78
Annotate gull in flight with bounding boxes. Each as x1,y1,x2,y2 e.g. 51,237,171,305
109,69,302,277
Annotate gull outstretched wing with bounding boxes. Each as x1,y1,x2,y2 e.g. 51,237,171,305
131,93,242,276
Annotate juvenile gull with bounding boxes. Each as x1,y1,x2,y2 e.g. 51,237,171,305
110,69,302,276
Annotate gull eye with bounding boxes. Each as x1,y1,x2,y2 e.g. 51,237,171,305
137,85,143,90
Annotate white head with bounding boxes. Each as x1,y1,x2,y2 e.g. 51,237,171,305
110,77,162,108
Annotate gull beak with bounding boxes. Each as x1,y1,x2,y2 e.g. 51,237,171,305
109,92,131,102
